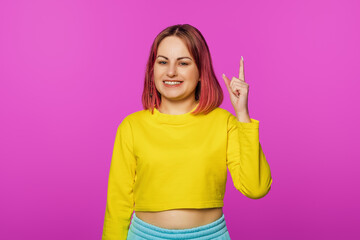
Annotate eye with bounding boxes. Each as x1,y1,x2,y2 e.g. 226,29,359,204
157,61,188,65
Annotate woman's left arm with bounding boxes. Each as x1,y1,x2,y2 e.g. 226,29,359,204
223,56,273,199
226,114,273,199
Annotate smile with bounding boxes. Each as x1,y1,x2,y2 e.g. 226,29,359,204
163,81,184,87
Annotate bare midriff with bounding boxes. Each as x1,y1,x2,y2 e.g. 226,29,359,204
135,207,223,230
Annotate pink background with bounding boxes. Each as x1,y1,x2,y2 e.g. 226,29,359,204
1,0,359,239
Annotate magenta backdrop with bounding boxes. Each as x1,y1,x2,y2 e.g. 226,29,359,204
1,0,359,239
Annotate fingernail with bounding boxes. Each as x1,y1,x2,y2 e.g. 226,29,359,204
241,56,244,61
222,73,225,78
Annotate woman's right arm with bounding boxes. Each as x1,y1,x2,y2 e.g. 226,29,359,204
102,117,136,240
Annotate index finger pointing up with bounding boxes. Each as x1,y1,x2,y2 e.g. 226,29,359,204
239,56,245,81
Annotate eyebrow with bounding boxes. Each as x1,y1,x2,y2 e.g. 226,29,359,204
157,55,192,61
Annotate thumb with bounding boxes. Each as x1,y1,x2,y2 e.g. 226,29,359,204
222,73,232,94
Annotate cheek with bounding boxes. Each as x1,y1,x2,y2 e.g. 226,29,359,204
153,69,161,80
153,66,164,78
185,68,199,80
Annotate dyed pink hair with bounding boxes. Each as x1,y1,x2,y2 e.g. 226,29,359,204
142,24,223,115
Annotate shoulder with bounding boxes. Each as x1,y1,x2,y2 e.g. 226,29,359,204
211,107,240,133
113,110,147,138
125,109,147,120
211,107,236,121
118,109,149,127
207,107,237,131
215,107,260,130
213,107,233,116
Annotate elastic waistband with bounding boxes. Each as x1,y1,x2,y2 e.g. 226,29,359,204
129,212,228,239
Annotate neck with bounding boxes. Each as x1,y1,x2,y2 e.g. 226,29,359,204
158,100,199,115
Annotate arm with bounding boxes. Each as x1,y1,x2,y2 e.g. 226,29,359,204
226,114,273,199
102,118,136,240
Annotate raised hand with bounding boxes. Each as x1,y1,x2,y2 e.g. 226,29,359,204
222,56,250,118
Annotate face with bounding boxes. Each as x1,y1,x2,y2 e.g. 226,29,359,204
153,36,200,103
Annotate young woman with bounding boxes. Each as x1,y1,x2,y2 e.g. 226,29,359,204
102,24,273,240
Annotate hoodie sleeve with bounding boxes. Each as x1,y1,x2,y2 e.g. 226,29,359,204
102,117,136,240
226,113,273,199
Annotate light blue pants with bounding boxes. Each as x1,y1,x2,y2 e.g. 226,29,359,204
126,212,231,240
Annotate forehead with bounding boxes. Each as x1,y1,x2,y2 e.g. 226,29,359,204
157,36,190,56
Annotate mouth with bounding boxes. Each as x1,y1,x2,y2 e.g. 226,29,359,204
163,80,184,87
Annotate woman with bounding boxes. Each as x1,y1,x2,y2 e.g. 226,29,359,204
102,24,273,240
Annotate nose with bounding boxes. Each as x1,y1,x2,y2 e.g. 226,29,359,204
166,62,177,77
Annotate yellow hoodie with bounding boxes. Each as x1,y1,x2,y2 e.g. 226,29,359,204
102,104,273,240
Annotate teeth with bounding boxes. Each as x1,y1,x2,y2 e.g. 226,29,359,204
164,81,181,85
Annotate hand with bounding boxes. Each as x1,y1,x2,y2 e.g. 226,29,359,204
222,56,250,116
